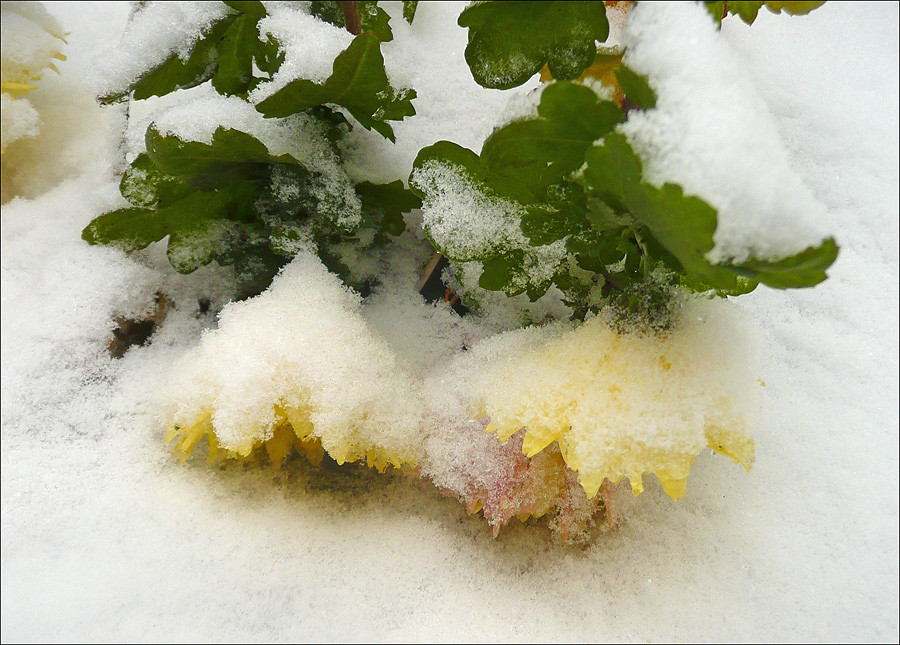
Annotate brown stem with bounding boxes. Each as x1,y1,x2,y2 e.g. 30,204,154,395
341,1,362,35
416,252,444,293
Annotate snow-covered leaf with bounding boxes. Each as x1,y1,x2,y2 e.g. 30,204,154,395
458,1,610,89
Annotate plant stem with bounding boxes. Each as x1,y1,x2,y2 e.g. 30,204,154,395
341,1,362,35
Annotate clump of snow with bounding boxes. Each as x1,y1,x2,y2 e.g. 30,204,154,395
620,1,832,264
248,3,354,103
92,1,234,99
411,161,527,261
410,161,568,296
0,93,39,150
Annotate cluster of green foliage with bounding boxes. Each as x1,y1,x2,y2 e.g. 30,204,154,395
85,0,836,325
409,0,836,323
86,0,420,293
704,1,826,25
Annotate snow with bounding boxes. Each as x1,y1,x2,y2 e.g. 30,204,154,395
2,1,898,642
0,93,39,150
164,249,424,466
412,160,529,261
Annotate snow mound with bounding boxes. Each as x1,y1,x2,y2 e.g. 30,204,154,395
163,247,760,519
163,251,424,470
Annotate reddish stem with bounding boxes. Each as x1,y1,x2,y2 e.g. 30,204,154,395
341,1,362,35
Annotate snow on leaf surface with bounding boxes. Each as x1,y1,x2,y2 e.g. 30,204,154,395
619,1,832,264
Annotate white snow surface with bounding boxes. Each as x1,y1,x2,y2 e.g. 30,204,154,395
2,2,898,642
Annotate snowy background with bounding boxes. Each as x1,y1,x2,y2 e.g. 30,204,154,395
2,1,898,641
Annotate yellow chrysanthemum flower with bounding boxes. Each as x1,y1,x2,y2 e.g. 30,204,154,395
0,2,66,154
161,253,424,474
478,298,760,501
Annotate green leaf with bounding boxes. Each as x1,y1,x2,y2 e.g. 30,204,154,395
410,141,486,195
458,1,610,89
480,250,525,294
411,84,622,206
256,33,416,141
158,181,256,273
705,2,727,24
119,154,194,209
309,1,346,27
728,1,764,24
623,181,740,290
355,180,421,239
359,1,393,41
567,228,625,274
223,1,266,19
403,1,418,24
101,4,281,104
729,238,838,288
520,205,571,246
255,34,284,76
521,181,593,247
763,1,826,16
126,17,234,102
145,126,299,189
706,1,822,26
213,13,260,95
582,131,643,211
82,208,167,252
583,198,626,235
614,65,657,110
480,82,623,201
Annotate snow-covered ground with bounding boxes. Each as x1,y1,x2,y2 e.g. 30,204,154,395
2,2,897,641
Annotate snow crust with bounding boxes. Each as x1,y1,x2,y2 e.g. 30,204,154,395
2,2,897,642
412,161,528,261
620,2,832,264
